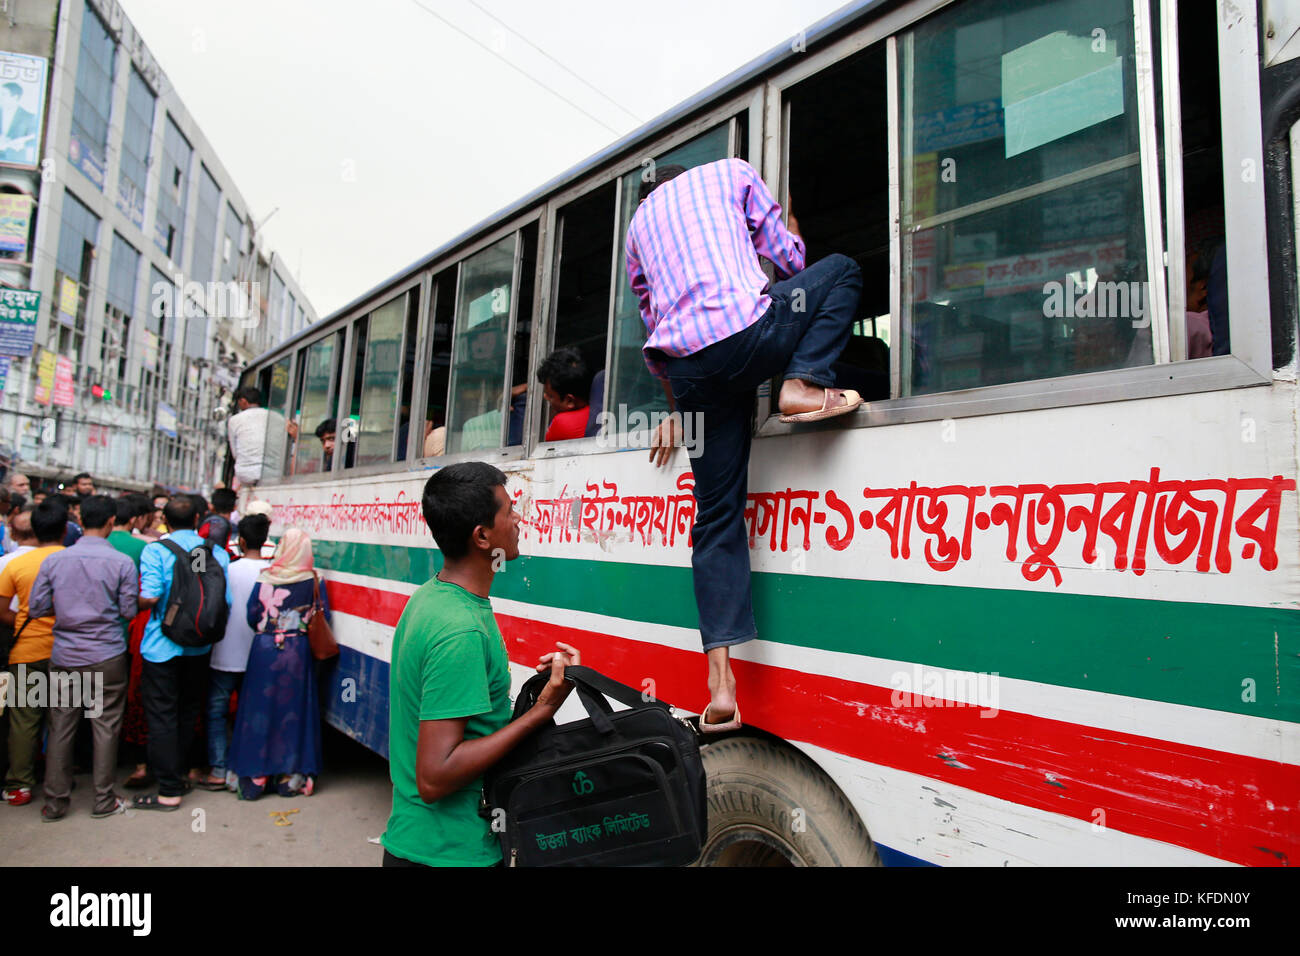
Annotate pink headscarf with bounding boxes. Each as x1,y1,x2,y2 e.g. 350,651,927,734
257,527,316,586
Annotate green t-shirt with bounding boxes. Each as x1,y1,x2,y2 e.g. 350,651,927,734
382,576,513,867
108,530,147,568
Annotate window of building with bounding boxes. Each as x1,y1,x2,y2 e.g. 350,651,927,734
68,1,116,191
102,231,140,402
191,164,221,285
154,115,192,260
221,203,243,283
898,0,1151,395
116,67,155,228
52,190,100,361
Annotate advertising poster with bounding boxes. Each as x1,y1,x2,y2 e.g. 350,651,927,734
0,354,10,391
0,51,48,169
156,401,177,438
52,354,74,406
33,347,55,404
0,288,38,355
0,193,32,255
57,276,78,326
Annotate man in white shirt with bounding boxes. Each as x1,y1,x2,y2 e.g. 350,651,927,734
227,387,269,488
197,513,271,791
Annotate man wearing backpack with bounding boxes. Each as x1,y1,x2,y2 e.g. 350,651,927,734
132,497,232,811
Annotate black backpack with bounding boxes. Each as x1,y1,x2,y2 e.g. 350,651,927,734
158,539,229,648
483,665,707,867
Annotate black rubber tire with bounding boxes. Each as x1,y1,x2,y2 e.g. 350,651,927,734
695,735,881,867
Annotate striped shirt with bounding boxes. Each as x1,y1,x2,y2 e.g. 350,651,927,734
625,158,806,380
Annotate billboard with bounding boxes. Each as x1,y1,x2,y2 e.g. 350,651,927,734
0,193,33,256
0,288,38,356
0,51,48,169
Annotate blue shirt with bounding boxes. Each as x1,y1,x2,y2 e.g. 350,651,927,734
140,530,233,663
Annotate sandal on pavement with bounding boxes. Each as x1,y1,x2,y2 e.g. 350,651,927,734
130,794,181,812
698,703,742,734
41,805,67,822
779,387,863,424
195,775,227,791
92,797,127,819
124,768,154,790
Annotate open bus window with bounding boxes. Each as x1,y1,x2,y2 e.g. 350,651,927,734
508,221,539,447
422,267,456,458
259,357,291,479
547,181,616,440
607,123,733,431
350,292,413,467
899,0,1152,396
447,233,518,452
338,317,367,469
784,40,890,402
394,290,419,461
291,332,340,476
1162,1,1226,360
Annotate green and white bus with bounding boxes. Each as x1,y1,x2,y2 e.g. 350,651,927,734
241,0,1298,866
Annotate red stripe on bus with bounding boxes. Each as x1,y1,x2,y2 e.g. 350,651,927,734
324,578,1296,866
326,580,409,626
496,613,1297,868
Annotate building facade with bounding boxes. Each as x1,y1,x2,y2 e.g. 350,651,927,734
0,0,316,493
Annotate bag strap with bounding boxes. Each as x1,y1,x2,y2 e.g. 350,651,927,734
158,538,190,564
511,665,667,734
563,665,668,711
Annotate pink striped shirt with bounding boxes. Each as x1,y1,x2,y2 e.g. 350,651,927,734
625,158,805,380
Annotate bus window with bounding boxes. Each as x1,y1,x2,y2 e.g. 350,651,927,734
422,267,456,458
352,293,410,467
785,41,889,402
508,221,539,447
340,317,367,468
608,123,733,430
899,0,1151,395
394,289,420,462
546,181,617,441
447,233,517,453
292,332,340,476
260,357,291,479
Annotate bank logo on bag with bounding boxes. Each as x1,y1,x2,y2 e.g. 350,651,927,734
571,771,594,795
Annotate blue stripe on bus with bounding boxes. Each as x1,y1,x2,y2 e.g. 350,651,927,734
874,843,939,867
321,646,391,759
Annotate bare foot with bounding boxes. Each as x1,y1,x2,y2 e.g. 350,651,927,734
706,647,738,723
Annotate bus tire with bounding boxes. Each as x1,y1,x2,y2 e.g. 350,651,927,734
695,735,880,867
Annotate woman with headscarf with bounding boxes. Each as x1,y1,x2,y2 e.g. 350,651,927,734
227,528,331,799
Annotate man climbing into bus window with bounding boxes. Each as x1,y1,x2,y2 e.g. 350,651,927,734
537,346,594,442
381,461,581,867
626,158,863,733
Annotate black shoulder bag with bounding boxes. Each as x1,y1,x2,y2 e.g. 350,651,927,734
482,665,707,867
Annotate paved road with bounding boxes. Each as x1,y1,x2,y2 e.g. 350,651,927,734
1,729,393,866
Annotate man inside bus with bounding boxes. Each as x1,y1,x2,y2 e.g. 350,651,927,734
381,462,580,866
627,158,862,732
537,346,594,442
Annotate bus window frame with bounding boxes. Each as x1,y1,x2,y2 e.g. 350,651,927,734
400,269,436,468
333,272,425,479
412,208,545,468
525,88,763,462
752,0,1273,441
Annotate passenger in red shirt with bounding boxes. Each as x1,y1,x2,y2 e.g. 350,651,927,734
538,347,593,442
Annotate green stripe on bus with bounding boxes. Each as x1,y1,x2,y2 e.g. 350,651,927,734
313,539,1299,724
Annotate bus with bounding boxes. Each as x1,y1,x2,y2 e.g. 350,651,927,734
240,0,1298,866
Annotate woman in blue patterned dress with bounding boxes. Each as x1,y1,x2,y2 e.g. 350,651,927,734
228,528,330,799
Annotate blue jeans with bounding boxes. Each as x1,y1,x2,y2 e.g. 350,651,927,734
206,669,243,775
665,253,862,650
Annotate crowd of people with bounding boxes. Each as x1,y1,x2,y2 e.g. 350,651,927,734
0,470,331,820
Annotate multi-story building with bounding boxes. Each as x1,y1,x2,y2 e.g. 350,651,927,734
0,0,316,493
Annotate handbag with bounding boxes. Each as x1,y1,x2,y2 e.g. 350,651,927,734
305,572,338,661
482,665,707,867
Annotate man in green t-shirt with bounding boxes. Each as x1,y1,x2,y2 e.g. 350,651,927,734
107,498,147,568
382,461,581,867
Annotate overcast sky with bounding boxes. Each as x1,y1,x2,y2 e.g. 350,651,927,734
115,0,850,319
